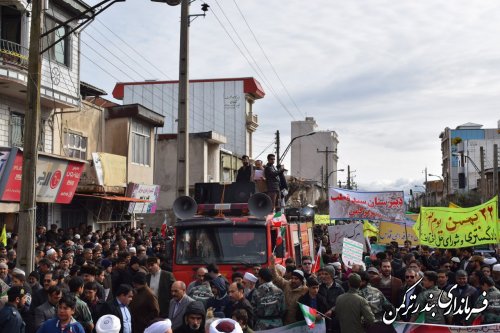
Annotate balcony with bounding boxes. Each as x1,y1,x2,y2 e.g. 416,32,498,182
0,39,28,70
0,38,79,108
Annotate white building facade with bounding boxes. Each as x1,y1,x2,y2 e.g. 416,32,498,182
290,117,340,188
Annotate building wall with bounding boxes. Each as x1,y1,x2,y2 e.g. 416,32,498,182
53,100,105,159
105,117,129,157
291,117,339,187
0,95,53,152
154,136,223,209
122,80,249,156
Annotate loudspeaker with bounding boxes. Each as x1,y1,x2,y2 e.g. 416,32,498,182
225,182,256,203
248,193,273,218
173,196,198,219
194,183,222,204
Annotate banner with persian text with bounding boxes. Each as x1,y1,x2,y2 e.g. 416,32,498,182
327,223,365,253
329,188,405,222
378,221,419,245
413,196,498,248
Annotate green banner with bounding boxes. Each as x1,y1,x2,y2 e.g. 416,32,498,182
413,196,498,248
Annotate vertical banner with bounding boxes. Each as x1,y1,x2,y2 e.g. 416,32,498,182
329,188,405,222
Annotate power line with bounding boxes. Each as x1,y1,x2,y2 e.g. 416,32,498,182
231,0,305,119
210,3,297,121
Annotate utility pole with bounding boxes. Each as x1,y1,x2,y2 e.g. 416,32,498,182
480,146,485,203
320,166,324,198
317,147,334,192
424,167,428,206
275,130,280,165
17,0,43,273
176,0,190,197
492,144,498,201
347,165,351,189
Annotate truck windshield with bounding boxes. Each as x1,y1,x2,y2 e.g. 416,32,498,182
175,225,267,265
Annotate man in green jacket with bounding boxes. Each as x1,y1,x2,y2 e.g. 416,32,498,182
335,273,375,333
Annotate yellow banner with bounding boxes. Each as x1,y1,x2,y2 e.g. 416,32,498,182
314,215,332,224
363,220,379,238
413,196,498,248
449,202,461,208
378,221,419,245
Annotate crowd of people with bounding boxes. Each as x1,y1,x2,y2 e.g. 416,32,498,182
0,221,499,333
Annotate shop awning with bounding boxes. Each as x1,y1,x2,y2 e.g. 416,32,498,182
74,194,150,202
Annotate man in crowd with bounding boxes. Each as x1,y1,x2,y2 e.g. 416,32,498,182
147,256,176,317
0,286,27,333
450,270,478,325
411,271,452,324
99,284,134,333
169,281,194,330
225,282,253,329
318,266,344,333
129,272,159,333
335,273,375,333
396,268,423,321
251,268,285,330
372,259,403,306
359,271,393,322
173,301,205,333
34,285,62,330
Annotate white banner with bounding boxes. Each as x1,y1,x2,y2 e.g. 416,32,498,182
329,188,405,222
327,223,365,254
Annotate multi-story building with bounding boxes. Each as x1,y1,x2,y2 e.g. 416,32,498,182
440,121,500,199
290,117,340,189
0,0,90,230
112,77,264,206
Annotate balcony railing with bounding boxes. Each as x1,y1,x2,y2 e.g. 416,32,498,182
0,39,28,70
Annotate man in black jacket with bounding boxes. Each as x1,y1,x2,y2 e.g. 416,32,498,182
173,301,205,333
264,154,285,211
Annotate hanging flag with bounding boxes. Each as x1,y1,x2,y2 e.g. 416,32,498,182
161,213,167,238
312,246,325,273
298,302,318,328
275,227,285,247
272,211,283,227
0,224,6,246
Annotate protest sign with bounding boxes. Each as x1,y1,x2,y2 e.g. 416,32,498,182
413,196,498,248
327,223,364,253
314,214,332,224
341,237,364,268
378,221,419,245
329,188,405,222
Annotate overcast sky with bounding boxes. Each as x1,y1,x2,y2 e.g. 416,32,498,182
81,0,500,193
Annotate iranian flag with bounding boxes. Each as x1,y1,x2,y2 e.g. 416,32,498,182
272,211,283,227
298,303,317,328
161,213,167,238
312,246,325,273
275,227,286,247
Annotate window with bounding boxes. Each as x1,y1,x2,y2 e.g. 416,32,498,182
131,120,150,165
10,113,45,151
43,16,70,66
64,131,87,159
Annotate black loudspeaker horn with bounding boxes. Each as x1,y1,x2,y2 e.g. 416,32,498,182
173,196,198,219
248,193,273,218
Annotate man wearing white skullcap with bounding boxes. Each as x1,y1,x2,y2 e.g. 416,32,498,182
209,319,243,333
242,272,257,299
493,264,500,290
145,318,172,333
96,315,121,333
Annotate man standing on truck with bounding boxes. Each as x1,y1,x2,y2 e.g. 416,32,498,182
264,154,285,211
236,155,252,182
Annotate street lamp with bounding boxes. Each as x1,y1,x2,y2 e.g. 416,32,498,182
428,173,443,181
325,169,344,194
278,131,316,165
